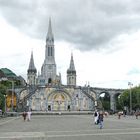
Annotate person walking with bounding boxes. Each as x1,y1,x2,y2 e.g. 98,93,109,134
135,110,139,119
27,110,32,121
98,111,104,129
22,111,27,122
94,110,99,125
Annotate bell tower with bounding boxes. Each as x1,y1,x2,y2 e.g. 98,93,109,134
27,51,37,85
67,53,76,86
40,18,56,85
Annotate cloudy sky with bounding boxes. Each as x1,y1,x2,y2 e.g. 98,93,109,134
0,0,140,89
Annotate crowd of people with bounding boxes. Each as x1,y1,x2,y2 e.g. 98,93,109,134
21,109,140,129
93,109,140,129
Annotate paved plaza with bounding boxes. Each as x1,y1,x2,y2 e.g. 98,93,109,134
0,113,140,140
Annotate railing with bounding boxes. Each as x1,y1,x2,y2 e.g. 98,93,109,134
81,87,103,110
17,85,38,111
81,87,95,101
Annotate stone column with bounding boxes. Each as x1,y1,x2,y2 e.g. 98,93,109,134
110,94,115,112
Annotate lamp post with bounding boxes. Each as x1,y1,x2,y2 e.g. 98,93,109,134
4,94,7,114
128,82,133,114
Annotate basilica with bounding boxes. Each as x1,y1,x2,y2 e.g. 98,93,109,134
20,19,95,111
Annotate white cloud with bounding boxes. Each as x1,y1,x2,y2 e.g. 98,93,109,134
1,2,140,89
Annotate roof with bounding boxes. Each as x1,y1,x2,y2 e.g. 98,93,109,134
0,68,17,78
27,52,37,73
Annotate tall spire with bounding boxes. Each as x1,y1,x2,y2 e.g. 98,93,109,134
69,53,75,71
67,53,76,86
40,18,56,85
46,18,54,42
27,51,37,73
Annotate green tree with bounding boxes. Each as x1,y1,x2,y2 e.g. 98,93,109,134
118,86,140,111
0,93,5,112
0,79,23,112
0,82,7,112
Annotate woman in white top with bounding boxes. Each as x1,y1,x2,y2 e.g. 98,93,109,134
27,110,32,121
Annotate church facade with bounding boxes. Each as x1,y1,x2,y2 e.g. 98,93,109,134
20,19,95,111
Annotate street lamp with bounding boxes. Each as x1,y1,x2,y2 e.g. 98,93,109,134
4,94,7,114
128,82,133,114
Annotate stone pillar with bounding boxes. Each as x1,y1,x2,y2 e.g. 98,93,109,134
110,94,115,112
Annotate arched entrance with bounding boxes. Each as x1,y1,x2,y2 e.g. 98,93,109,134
48,78,52,84
47,90,72,111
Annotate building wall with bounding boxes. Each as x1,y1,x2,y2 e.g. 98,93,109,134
21,86,94,111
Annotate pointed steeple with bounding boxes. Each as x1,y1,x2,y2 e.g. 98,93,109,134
41,18,56,85
68,53,75,71
67,53,76,86
27,51,37,73
46,18,54,42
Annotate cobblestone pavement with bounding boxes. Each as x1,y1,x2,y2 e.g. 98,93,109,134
0,114,140,140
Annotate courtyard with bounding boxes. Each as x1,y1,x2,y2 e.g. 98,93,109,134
0,113,140,140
